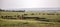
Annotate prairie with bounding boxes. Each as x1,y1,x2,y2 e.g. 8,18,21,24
0,11,60,27
0,18,60,27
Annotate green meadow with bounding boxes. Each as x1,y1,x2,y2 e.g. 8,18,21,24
0,18,60,27
0,12,60,27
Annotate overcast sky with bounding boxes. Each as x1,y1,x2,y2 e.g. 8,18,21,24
0,0,60,11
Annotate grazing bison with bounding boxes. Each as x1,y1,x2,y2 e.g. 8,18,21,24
35,18,49,22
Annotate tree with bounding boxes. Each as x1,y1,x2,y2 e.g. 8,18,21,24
0,8,2,12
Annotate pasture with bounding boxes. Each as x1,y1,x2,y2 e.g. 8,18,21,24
0,11,60,27
0,18,60,27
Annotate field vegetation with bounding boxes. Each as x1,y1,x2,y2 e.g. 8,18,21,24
0,11,60,27
0,18,60,27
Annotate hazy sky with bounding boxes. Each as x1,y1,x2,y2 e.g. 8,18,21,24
0,0,60,10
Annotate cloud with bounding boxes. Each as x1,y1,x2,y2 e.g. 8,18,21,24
0,0,60,9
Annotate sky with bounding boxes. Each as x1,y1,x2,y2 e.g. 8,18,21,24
0,0,60,11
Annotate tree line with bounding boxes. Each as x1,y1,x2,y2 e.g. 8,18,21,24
0,9,25,12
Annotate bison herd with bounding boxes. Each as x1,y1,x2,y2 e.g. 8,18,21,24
0,15,50,22
0,15,60,22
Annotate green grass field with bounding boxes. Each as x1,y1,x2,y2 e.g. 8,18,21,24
0,12,60,19
0,18,60,27
0,12,60,27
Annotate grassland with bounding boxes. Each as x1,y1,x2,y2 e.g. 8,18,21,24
0,12,60,27
0,12,60,19
0,18,60,27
